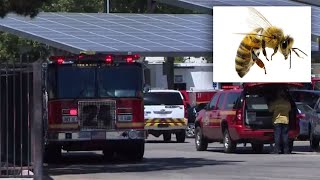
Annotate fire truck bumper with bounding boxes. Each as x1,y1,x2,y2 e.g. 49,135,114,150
47,129,146,141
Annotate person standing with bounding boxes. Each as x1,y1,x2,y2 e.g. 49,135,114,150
268,89,292,154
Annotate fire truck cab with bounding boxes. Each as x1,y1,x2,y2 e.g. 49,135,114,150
42,52,146,162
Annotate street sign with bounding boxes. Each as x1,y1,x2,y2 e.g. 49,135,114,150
212,82,217,88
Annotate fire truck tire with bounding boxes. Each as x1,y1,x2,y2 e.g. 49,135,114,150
44,145,61,163
124,141,145,161
176,130,186,143
163,133,171,142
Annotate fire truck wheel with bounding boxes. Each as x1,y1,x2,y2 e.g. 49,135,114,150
163,133,172,142
124,141,145,161
44,145,61,164
176,130,186,143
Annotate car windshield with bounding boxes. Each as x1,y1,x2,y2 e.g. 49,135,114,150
296,103,314,113
314,81,320,90
144,92,183,105
47,64,143,99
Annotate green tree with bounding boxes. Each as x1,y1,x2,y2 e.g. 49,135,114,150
0,0,49,18
109,0,195,14
41,0,104,12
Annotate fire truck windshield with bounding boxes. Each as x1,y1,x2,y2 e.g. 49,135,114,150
47,64,143,99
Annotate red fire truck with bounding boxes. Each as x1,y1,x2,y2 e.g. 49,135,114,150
42,52,146,162
187,89,221,106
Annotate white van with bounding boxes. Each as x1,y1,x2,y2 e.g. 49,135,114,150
144,89,187,142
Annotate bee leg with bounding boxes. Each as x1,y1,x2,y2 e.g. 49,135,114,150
254,57,267,74
271,46,279,61
289,50,292,69
261,40,270,61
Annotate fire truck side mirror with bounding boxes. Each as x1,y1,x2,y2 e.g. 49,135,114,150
143,84,151,93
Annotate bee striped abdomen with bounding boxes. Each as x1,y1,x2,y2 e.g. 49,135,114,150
235,35,261,78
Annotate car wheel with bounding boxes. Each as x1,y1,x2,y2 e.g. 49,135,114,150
195,126,208,151
186,124,195,138
223,129,236,153
310,134,320,151
163,133,171,142
176,130,186,143
251,143,264,154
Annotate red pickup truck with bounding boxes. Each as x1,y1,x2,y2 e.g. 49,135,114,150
194,83,302,153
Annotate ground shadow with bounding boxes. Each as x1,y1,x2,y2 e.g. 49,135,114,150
207,146,273,154
207,143,316,154
146,140,190,144
43,154,243,178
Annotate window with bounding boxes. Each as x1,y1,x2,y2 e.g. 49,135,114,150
209,93,220,110
245,95,269,111
144,92,183,105
217,93,225,110
224,92,241,110
47,64,143,99
297,104,314,113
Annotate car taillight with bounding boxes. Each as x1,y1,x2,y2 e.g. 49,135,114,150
235,109,243,125
296,113,305,119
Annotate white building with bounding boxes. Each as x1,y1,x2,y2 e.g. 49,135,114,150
145,56,216,90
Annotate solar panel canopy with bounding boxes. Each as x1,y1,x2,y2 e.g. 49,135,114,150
0,13,213,56
157,0,320,50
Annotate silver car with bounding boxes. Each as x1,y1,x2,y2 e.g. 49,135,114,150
296,102,320,150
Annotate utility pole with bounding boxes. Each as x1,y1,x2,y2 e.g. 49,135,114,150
166,57,175,89
104,0,110,13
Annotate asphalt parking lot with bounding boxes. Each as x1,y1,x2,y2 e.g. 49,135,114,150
45,136,320,180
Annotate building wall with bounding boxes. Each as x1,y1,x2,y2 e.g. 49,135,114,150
145,63,214,90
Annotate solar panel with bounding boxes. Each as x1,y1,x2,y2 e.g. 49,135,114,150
157,0,320,46
0,13,213,56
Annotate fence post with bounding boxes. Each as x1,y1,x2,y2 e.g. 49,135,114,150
31,61,43,180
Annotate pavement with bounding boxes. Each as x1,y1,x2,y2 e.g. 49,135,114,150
44,136,320,180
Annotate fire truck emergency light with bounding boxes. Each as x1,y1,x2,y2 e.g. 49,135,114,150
49,54,140,64
105,55,113,63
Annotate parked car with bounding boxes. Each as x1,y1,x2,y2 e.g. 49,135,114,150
295,102,318,140
144,89,187,142
194,83,302,154
310,99,320,150
186,103,208,138
290,90,320,109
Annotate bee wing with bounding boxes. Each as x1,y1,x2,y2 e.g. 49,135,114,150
245,7,273,35
233,32,272,38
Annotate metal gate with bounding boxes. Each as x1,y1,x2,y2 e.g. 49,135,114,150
0,58,43,179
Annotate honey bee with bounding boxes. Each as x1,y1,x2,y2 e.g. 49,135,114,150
235,7,308,78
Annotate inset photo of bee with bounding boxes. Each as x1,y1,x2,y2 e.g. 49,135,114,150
212,6,311,83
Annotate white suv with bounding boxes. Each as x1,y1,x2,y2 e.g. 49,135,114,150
144,89,187,142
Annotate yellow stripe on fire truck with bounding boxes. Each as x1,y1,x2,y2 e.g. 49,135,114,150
144,118,187,127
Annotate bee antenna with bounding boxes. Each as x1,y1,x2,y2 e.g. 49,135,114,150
292,48,308,56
